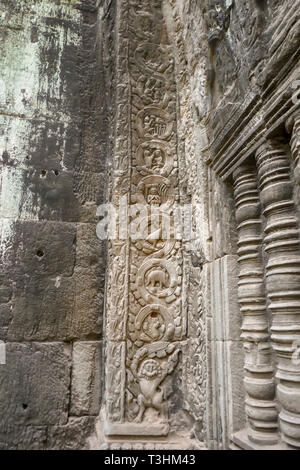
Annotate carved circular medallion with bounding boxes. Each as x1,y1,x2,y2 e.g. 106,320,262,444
136,258,181,303
139,359,161,379
135,43,174,78
137,107,174,141
131,212,176,258
141,311,165,342
129,11,161,44
135,75,170,108
135,304,175,343
135,175,175,209
136,140,174,177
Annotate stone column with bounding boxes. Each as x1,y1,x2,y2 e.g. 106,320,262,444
287,114,300,167
233,165,278,445
256,139,300,448
286,114,300,208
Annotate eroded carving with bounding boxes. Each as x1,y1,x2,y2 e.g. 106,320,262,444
136,107,174,141
135,141,174,177
204,0,232,47
105,0,184,436
133,348,180,423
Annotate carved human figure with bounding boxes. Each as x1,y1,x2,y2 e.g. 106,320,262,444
152,149,164,170
137,142,169,176
147,185,161,206
137,76,168,106
153,116,166,137
135,350,180,423
143,149,152,168
136,43,174,75
143,113,167,138
144,115,151,134
142,146,164,171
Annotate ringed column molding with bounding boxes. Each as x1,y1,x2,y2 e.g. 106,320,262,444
256,138,300,448
233,165,278,445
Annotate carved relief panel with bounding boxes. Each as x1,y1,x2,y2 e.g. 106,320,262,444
104,0,185,438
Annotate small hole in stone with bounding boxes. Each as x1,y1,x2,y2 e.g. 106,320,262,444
36,250,45,258
26,155,30,161
41,170,47,177
54,170,59,176
151,313,158,319
22,404,28,410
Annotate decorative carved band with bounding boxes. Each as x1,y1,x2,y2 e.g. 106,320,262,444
105,0,131,426
233,165,278,445
105,0,184,437
256,139,300,448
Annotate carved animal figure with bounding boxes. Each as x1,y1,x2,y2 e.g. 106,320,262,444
146,269,169,289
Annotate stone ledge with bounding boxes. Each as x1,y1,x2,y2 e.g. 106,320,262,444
104,422,169,437
232,429,291,451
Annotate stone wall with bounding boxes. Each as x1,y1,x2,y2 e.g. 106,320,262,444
0,0,113,449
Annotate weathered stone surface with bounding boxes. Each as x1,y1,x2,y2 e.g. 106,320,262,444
10,221,75,277
8,275,75,342
0,425,47,451
0,343,71,427
0,0,110,451
0,221,78,341
47,417,96,450
0,222,106,342
76,223,105,270
204,256,245,449
70,341,102,416
72,268,103,339
68,224,105,339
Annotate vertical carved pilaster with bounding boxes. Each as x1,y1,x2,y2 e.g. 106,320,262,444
104,0,184,439
287,114,300,167
256,139,300,448
233,165,278,445
105,0,130,427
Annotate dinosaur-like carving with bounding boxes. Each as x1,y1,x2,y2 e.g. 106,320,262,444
146,269,169,290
